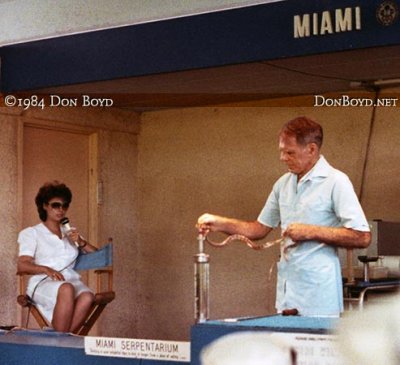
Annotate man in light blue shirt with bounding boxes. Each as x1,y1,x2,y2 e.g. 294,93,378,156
197,116,371,317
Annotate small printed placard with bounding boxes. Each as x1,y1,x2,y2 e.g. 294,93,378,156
270,333,345,365
84,336,190,362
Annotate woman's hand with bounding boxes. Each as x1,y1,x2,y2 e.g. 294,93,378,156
17,256,65,280
66,227,95,252
44,266,65,281
66,227,80,245
66,227,97,253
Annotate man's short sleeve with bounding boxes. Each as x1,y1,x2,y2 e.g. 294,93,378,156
257,184,281,228
18,227,37,257
333,173,370,232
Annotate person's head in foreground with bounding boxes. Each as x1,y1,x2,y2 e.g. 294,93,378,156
338,294,400,365
200,331,297,365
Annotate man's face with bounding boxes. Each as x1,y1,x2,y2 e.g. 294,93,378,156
279,134,316,179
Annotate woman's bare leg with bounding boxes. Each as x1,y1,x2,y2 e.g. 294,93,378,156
69,291,95,333
51,283,75,332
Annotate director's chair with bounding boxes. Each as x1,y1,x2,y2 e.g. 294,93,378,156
17,242,115,335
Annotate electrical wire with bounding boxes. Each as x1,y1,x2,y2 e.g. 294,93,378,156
24,255,79,329
260,60,361,83
358,88,380,203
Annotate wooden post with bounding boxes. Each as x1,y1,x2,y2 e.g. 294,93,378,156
346,248,355,284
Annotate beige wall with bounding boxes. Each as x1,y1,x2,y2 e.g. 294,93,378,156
361,106,400,221
137,91,400,340
0,110,21,326
0,89,399,341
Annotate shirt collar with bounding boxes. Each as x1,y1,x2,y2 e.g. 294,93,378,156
298,155,331,183
37,222,49,233
38,222,66,238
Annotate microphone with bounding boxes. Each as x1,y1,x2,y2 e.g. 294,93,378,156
60,217,79,247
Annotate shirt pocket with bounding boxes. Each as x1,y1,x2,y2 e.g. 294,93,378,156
296,197,333,224
278,200,296,224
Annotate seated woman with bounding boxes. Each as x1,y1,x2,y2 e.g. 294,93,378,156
17,181,97,333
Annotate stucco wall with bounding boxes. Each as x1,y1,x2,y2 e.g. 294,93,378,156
97,127,141,336
361,106,400,221
0,110,21,326
137,91,400,340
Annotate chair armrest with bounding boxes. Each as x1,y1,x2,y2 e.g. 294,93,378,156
94,292,116,305
94,268,113,292
94,268,112,274
17,294,31,307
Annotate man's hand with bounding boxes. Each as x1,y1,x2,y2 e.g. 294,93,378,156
196,214,272,240
283,223,314,242
196,213,224,234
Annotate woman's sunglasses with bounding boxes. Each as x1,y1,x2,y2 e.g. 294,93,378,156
49,202,70,210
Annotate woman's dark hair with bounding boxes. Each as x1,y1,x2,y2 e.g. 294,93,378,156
35,181,72,221
280,116,323,149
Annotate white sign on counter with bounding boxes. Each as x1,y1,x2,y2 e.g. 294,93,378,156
85,336,190,362
270,332,346,365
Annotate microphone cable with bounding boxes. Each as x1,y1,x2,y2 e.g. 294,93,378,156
24,255,79,329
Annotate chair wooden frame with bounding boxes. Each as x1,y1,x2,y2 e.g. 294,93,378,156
17,243,115,335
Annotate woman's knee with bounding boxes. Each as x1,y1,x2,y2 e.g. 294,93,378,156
57,283,75,300
79,291,95,305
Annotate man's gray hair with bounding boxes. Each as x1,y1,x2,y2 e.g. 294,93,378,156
280,116,323,148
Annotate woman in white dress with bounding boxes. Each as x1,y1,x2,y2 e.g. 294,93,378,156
17,181,98,333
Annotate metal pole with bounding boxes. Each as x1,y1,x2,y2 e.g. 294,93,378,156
194,234,209,323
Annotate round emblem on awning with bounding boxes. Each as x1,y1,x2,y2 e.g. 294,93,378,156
376,1,399,26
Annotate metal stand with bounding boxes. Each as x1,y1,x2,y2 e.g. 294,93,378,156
193,232,283,323
194,234,209,323
358,255,379,282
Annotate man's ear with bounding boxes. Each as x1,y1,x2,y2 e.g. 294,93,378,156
308,142,319,156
